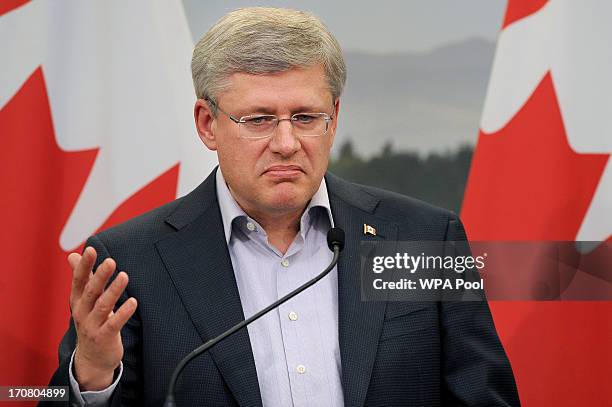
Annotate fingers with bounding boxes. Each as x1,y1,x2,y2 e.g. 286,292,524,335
70,247,97,302
100,297,138,337
90,271,129,326
67,252,81,269
68,247,137,339
77,258,116,316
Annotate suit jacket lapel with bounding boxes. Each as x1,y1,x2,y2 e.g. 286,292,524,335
327,173,398,407
156,169,262,407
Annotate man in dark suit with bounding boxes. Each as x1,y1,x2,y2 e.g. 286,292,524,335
48,7,519,406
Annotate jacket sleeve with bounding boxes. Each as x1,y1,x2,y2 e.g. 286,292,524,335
42,235,143,407
439,214,521,406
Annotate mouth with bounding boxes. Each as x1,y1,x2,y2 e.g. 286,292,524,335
263,165,304,180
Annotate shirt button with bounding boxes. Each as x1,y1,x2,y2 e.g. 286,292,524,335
296,364,306,374
288,311,298,321
246,222,256,232
281,259,290,267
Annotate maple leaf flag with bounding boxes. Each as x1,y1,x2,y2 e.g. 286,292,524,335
462,0,612,405
0,0,216,394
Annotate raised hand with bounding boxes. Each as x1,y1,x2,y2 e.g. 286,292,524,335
68,247,138,391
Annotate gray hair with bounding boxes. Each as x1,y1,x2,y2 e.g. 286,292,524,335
191,7,346,112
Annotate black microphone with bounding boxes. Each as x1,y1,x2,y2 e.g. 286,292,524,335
327,227,345,252
164,227,345,406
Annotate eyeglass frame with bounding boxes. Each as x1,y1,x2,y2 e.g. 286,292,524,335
204,98,335,139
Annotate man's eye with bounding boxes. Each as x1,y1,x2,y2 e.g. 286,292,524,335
247,117,270,125
294,114,315,123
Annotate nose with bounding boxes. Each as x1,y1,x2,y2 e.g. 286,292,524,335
268,119,301,157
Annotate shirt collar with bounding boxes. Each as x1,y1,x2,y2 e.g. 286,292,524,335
216,168,334,244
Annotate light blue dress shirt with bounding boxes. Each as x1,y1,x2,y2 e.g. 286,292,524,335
69,169,344,407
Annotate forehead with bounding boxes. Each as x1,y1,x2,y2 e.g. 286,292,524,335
218,64,333,112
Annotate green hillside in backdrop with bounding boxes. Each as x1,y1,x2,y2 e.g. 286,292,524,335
329,141,473,214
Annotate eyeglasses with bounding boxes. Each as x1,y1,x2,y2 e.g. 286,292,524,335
205,99,334,139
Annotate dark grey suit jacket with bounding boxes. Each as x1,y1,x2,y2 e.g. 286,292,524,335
47,169,519,406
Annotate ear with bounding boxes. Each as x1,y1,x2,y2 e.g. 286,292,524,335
194,99,218,151
328,98,341,145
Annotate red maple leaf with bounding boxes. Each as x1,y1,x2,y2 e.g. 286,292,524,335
0,0,29,16
0,67,179,401
0,68,98,388
502,0,549,29
462,73,612,405
462,73,608,241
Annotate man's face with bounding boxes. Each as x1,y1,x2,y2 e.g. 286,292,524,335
195,64,339,219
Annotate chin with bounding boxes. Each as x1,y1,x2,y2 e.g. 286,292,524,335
269,196,305,212
267,185,309,212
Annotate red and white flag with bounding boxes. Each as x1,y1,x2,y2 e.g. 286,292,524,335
462,1,611,405
0,0,216,392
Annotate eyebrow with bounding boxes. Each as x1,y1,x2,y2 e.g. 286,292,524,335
238,105,331,116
